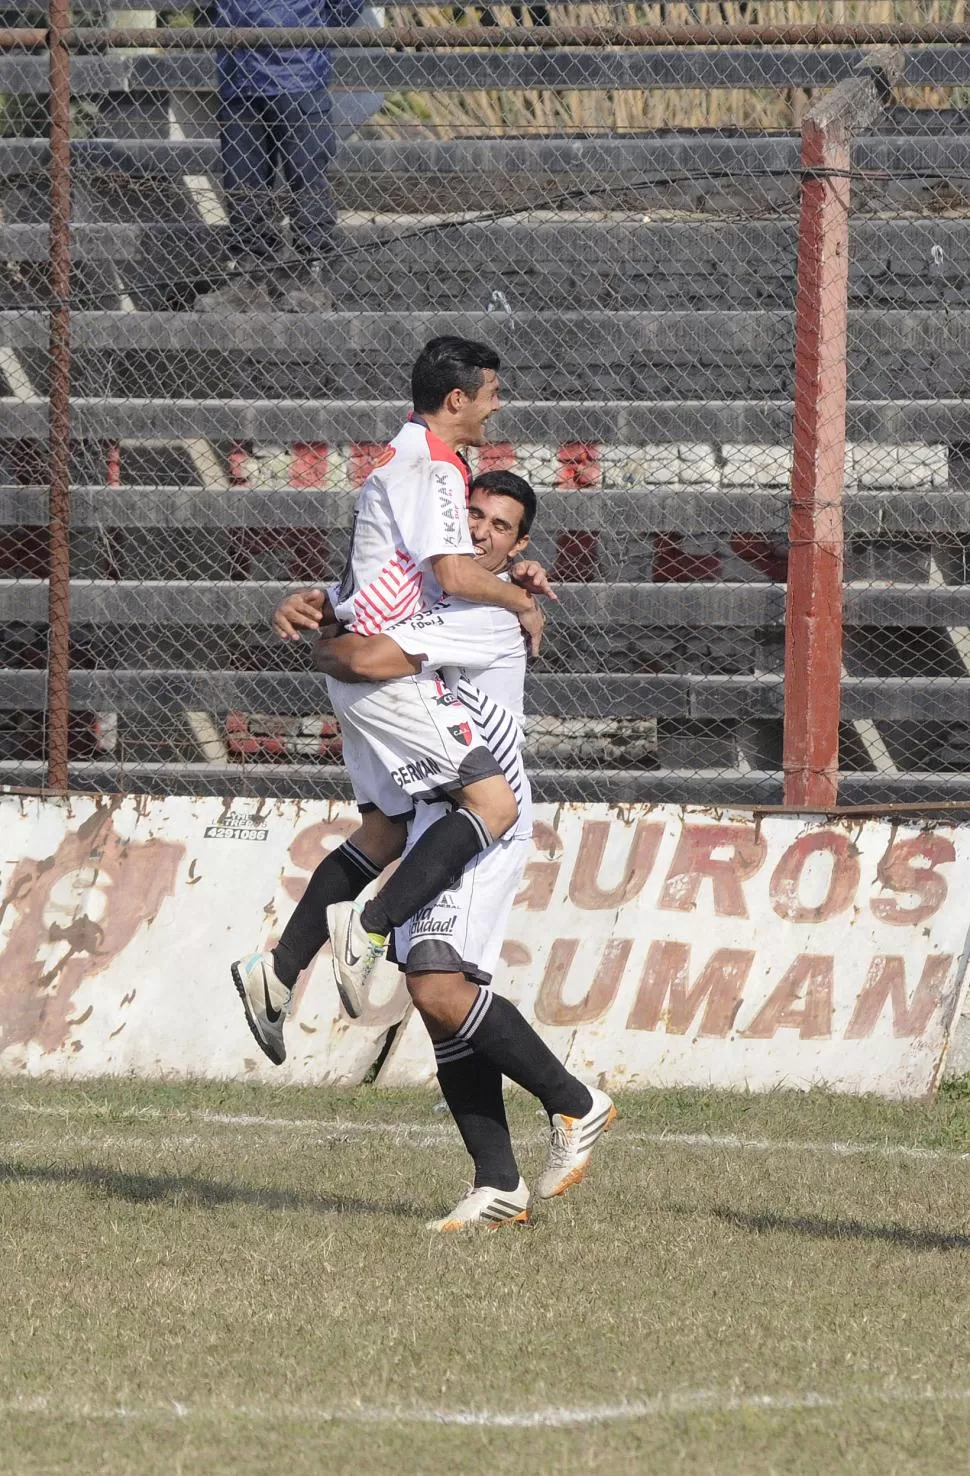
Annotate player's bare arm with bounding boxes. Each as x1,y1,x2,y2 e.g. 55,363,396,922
271,587,334,641
430,551,551,613
314,632,421,684
519,600,546,658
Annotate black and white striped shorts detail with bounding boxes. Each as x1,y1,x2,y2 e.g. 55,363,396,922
456,679,525,809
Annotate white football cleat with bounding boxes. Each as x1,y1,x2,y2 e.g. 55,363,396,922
427,1178,532,1233
230,951,291,1066
535,1086,617,1200
326,900,386,1019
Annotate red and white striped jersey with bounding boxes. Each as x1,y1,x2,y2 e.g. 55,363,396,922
331,416,473,637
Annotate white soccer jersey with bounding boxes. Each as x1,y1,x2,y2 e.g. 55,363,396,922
387,593,526,724
331,417,474,636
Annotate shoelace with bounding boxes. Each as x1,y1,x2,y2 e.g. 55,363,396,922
546,1121,572,1168
361,938,386,981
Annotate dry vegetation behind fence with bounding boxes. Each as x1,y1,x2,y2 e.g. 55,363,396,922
376,0,970,135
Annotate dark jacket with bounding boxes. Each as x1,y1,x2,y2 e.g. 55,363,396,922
216,0,366,98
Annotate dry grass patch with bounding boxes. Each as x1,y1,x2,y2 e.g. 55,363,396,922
2,1078,970,1473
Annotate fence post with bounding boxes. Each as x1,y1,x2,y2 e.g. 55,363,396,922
46,0,72,791
783,47,904,808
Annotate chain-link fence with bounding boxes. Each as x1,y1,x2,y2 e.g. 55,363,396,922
4,2,970,805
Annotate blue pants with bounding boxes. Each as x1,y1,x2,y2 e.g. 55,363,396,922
218,89,338,261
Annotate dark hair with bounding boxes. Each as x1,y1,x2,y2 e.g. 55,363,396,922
469,469,537,538
411,336,501,414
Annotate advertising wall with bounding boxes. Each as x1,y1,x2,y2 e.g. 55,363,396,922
1,794,968,1098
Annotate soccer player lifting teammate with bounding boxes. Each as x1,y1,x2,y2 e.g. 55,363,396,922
229,338,615,1227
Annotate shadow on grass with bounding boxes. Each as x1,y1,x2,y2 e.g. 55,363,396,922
0,1160,421,1219
712,1205,970,1253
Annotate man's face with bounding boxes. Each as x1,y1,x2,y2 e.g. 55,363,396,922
455,369,501,447
468,490,529,572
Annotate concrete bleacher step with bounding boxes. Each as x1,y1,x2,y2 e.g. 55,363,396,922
3,308,969,400
0,486,960,535
3,47,970,96
7,217,970,312
7,216,968,312
2,397,969,445
2,133,968,183
6,578,970,628
8,218,968,274
3,668,970,725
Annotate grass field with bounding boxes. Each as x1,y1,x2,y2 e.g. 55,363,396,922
4,1077,970,1474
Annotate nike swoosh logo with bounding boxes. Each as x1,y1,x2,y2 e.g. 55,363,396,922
262,965,282,1024
344,932,361,968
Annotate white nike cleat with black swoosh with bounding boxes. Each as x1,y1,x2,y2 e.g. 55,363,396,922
427,1178,531,1233
230,951,291,1066
325,900,386,1019
535,1086,617,1200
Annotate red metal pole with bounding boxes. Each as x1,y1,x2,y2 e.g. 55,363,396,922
782,119,850,808
47,0,71,792
782,48,903,809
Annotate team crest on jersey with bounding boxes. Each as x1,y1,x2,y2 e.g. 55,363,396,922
449,721,473,747
433,674,456,707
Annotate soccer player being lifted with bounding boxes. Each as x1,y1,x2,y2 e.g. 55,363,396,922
232,337,546,1045
316,470,615,1230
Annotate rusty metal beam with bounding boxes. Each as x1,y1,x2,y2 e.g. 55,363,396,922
45,0,71,794
0,22,962,49
782,48,905,810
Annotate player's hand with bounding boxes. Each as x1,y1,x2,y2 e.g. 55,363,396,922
510,560,558,601
272,588,329,641
518,599,546,658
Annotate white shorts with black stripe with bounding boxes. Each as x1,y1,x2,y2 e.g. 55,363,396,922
327,670,504,817
454,676,528,834
394,728,532,985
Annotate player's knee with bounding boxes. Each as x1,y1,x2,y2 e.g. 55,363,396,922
406,973,430,1010
461,775,518,841
484,782,518,839
352,809,408,868
406,972,449,1016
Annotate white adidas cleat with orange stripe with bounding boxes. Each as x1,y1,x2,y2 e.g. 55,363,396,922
536,1087,617,1200
427,1178,531,1233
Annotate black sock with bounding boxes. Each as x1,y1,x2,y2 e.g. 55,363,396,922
272,840,380,987
434,1051,520,1192
438,987,594,1121
360,808,494,937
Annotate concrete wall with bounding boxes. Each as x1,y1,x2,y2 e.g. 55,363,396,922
1,794,968,1097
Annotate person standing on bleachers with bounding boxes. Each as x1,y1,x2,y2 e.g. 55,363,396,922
196,0,364,312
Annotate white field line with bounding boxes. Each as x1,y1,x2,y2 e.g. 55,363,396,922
5,1385,970,1429
8,1102,970,1165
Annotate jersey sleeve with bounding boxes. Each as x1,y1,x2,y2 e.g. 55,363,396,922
388,454,474,567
